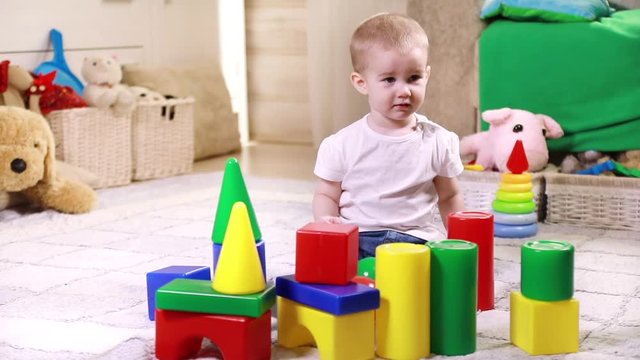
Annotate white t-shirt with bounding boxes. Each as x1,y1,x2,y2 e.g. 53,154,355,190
314,113,464,241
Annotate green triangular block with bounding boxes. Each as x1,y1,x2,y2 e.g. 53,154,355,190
212,158,261,244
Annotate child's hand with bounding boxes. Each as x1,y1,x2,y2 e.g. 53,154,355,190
318,216,342,224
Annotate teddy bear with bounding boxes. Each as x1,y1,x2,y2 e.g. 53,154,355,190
460,108,564,172
0,60,33,108
81,56,135,116
0,106,97,213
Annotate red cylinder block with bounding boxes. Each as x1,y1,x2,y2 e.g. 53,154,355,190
447,211,495,311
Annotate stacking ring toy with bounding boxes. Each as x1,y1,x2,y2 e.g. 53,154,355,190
496,190,534,203
492,200,536,214
494,222,538,238
501,173,532,184
493,211,538,225
498,182,533,193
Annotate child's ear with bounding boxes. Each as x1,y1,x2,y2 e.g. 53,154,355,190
424,65,431,85
350,72,368,95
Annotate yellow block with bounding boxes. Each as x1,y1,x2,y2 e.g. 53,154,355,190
501,172,532,184
376,243,430,359
277,297,375,360
510,291,579,355
212,202,266,294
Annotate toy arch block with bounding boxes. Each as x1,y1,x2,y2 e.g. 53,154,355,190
295,222,359,285
146,265,211,321
155,308,271,360
510,291,579,355
277,297,375,360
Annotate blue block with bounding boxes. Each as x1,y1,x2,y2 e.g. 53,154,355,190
275,274,380,315
494,222,538,238
213,240,266,280
146,265,210,321
493,211,538,225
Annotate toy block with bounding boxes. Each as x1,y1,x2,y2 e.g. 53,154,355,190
510,291,579,355
212,157,261,244
214,240,266,280
375,243,430,359
429,240,478,355
277,296,374,360
295,222,358,285
276,274,379,315
522,240,574,301
213,202,265,294
448,211,494,311
156,278,275,318
146,265,210,321
357,257,376,279
351,276,375,288
156,308,271,360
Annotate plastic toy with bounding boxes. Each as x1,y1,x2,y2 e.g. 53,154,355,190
493,140,538,238
156,309,271,360
295,222,359,285
35,29,84,95
212,157,261,244
447,211,494,311
460,108,564,172
275,274,379,315
511,240,579,355
212,202,265,294
146,265,210,321
375,243,431,359
277,297,375,360
429,240,478,355
357,257,376,279
213,239,266,280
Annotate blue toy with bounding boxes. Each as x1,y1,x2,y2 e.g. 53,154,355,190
146,265,211,320
275,274,380,315
494,222,538,238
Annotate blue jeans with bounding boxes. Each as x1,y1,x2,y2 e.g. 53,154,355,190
359,230,428,259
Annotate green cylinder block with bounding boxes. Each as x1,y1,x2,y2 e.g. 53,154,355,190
521,240,574,301
358,257,376,280
428,240,478,356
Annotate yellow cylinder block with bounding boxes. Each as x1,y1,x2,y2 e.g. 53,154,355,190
375,243,430,359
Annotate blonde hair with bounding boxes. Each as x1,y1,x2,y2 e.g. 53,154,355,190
350,13,429,73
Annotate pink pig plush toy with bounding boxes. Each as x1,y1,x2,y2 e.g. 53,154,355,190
460,108,564,172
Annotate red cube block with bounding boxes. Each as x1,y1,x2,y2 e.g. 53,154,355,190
295,222,359,285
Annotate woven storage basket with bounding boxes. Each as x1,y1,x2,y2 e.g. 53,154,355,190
458,170,545,220
545,173,640,231
131,98,194,180
47,108,132,188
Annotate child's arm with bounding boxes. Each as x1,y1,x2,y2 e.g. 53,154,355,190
434,176,465,229
312,178,342,224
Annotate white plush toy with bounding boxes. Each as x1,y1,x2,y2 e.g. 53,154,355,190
81,56,135,115
129,86,165,102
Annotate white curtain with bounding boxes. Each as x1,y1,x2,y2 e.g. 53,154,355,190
306,0,408,147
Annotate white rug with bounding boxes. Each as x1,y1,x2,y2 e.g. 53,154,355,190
0,172,638,360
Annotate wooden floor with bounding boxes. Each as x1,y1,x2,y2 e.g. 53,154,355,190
193,142,317,181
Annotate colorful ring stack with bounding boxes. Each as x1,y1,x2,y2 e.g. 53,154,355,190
493,172,538,238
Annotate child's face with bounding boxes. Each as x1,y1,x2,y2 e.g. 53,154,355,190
352,45,430,125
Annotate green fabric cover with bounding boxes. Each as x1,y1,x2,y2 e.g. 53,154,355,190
481,0,613,22
480,9,640,152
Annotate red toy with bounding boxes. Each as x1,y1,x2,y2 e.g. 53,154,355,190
507,140,529,175
27,71,87,115
295,222,359,285
447,211,495,311
155,309,271,360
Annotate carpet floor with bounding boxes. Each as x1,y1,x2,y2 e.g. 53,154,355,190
0,172,638,359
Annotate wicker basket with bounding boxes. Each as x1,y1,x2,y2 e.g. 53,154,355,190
458,170,545,220
545,173,640,231
131,98,194,180
47,108,132,188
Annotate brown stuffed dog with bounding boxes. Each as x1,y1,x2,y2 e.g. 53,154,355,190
0,106,97,213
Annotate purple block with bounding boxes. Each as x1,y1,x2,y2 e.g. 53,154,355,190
146,265,210,321
275,274,380,315
213,240,266,280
